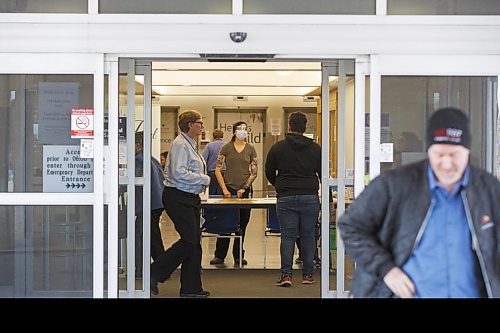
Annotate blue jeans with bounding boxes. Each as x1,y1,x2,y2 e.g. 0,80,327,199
277,195,320,277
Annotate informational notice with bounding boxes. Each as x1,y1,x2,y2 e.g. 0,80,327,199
80,139,94,158
71,108,94,138
380,143,394,163
43,145,93,193
365,113,391,159
38,82,79,145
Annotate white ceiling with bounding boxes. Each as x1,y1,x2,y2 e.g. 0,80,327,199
145,61,325,96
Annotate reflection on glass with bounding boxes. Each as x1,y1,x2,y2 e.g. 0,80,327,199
381,76,498,172
244,0,375,14
388,0,500,15
0,0,87,13
99,0,231,14
0,74,94,193
0,205,93,297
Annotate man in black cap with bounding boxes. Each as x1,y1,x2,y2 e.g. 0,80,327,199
338,107,500,298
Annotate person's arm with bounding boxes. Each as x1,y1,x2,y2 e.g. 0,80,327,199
337,174,396,279
237,146,258,198
237,156,257,198
215,154,230,198
265,146,277,186
315,144,322,179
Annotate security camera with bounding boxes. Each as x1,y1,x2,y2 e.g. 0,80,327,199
229,32,247,43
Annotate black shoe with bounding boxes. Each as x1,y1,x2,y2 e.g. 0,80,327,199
150,277,159,296
209,257,224,265
179,290,210,298
234,258,248,265
295,257,303,265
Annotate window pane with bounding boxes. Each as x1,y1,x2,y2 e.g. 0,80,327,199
0,205,93,297
99,0,232,14
380,76,498,173
496,107,500,179
0,74,94,192
388,0,500,15
244,0,375,15
0,0,87,13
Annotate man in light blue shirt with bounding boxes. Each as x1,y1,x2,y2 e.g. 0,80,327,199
151,110,211,298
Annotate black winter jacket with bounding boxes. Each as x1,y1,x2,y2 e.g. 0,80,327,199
265,133,321,198
338,160,500,298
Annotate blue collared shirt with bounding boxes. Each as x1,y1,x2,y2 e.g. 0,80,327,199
164,133,210,195
135,150,165,212
202,139,225,172
402,165,479,298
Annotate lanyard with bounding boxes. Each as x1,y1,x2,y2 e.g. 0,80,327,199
180,133,207,175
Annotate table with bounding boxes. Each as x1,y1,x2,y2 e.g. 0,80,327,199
200,197,277,209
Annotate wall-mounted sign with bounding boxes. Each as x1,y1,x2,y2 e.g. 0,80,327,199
71,108,94,139
38,82,79,145
80,139,94,158
43,145,93,193
119,117,127,139
380,143,394,163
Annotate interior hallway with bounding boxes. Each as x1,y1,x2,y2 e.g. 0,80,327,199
162,209,304,270
154,208,352,298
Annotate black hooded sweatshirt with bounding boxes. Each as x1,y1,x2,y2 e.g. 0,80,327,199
265,133,322,198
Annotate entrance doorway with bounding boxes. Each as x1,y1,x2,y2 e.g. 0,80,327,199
115,59,359,298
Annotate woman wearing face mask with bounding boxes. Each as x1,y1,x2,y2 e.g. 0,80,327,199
210,121,258,266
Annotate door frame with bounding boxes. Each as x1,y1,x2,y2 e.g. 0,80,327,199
320,58,368,298
106,56,368,298
111,59,153,298
0,53,105,298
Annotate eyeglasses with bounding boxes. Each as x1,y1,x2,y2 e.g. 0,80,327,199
192,120,204,126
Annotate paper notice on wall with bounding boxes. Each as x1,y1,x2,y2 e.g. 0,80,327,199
38,82,79,145
380,143,393,163
80,139,94,158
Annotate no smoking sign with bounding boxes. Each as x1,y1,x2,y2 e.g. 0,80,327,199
71,108,94,139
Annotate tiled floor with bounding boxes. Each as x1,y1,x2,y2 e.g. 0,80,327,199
160,208,353,285
122,208,353,297
161,209,298,270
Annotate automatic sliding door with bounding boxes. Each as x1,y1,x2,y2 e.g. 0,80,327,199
320,60,357,298
117,59,152,298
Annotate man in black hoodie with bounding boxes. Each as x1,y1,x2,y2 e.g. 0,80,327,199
265,112,322,287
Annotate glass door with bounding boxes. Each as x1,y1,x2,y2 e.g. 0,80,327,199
369,55,500,181
320,59,366,298
117,59,153,298
0,53,104,298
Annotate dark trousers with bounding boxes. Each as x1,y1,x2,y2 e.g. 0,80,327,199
208,171,223,195
135,208,165,275
214,187,251,260
295,224,320,259
151,187,203,294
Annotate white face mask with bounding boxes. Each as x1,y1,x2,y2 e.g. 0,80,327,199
235,129,248,140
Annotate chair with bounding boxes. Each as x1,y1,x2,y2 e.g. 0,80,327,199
201,197,242,268
263,205,281,268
